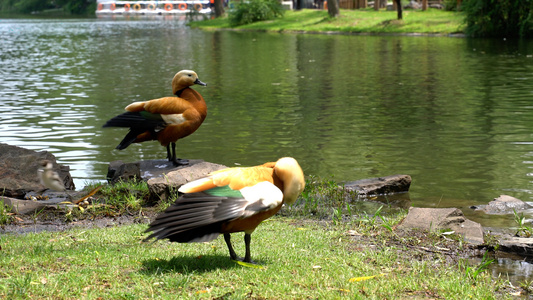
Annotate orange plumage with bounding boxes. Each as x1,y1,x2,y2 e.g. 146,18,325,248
145,157,306,263
180,166,277,193
103,70,207,165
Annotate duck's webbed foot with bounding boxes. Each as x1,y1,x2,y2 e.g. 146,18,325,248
166,143,189,166
171,158,189,166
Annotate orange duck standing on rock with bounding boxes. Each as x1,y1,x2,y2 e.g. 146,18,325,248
103,70,207,166
145,157,306,263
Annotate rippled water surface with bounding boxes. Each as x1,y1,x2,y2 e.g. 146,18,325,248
2,18,533,230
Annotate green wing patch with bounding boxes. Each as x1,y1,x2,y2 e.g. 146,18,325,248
139,111,164,121
206,186,243,198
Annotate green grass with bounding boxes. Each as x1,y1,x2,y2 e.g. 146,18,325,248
0,198,13,226
92,180,151,214
189,8,466,34
0,217,509,299
62,180,152,222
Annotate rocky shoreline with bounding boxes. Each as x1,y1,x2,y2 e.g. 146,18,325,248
1,143,532,258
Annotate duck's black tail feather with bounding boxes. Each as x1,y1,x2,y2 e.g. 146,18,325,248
103,112,163,150
115,129,144,150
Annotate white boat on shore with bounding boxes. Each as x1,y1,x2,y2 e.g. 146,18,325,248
96,1,212,15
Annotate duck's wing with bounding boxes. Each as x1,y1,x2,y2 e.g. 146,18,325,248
145,178,283,243
126,97,194,115
102,111,163,128
145,191,249,243
126,97,204,133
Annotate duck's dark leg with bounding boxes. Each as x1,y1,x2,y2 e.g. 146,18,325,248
244,233,252,263
166,144,172,161
167,142,189,166
224,233,238,260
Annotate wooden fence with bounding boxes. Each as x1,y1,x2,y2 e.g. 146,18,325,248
337,0,444,10
338,0,367,9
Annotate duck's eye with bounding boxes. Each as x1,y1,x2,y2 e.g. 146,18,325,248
188,74,192,77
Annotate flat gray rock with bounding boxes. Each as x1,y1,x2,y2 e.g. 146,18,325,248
106,159,227,204
143,160,227,203
498,236,533,256
344,174,411,197
1,194,78,215
107,159,225,183
398,207,484,245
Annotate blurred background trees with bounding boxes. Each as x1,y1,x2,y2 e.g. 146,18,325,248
462,0,533,38
0,0,96,15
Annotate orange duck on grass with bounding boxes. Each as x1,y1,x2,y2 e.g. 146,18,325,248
103,70,207,166
145,157,306,263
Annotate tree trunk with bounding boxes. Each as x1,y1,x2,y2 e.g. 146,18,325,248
214,0,225,17
422,0,428,11
327,0,340,17
394,0,402,20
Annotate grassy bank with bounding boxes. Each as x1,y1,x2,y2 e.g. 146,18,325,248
189,8,466,35
0,178,522,298
0,217,512,299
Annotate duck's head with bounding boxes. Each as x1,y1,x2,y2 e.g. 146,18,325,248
273,157,305,205
172,70,207,95
39,160,53,170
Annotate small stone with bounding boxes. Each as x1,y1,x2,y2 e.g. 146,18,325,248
477,195,532,215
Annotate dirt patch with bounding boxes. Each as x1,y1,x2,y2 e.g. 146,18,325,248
290,218,484,264
380,19,404,26
0,208,158,235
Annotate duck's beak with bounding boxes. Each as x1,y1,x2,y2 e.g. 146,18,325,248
194,78,207,86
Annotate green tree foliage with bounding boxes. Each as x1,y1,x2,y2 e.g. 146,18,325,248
463,0,533,37
228,0,284,27
0,0,95,14
56,0,95,14
0,0,51,13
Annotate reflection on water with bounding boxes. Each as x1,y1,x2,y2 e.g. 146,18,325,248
2,19,533,227
468,252,533,286
494,254,533,285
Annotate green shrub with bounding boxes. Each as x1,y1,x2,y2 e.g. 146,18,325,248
55,0,96,15
228,0,284,27
463,0,533,37
443,0,458,11
0,0,95,14
13,0,53,13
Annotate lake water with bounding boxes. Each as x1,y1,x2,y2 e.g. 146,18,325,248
2,17,533,231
